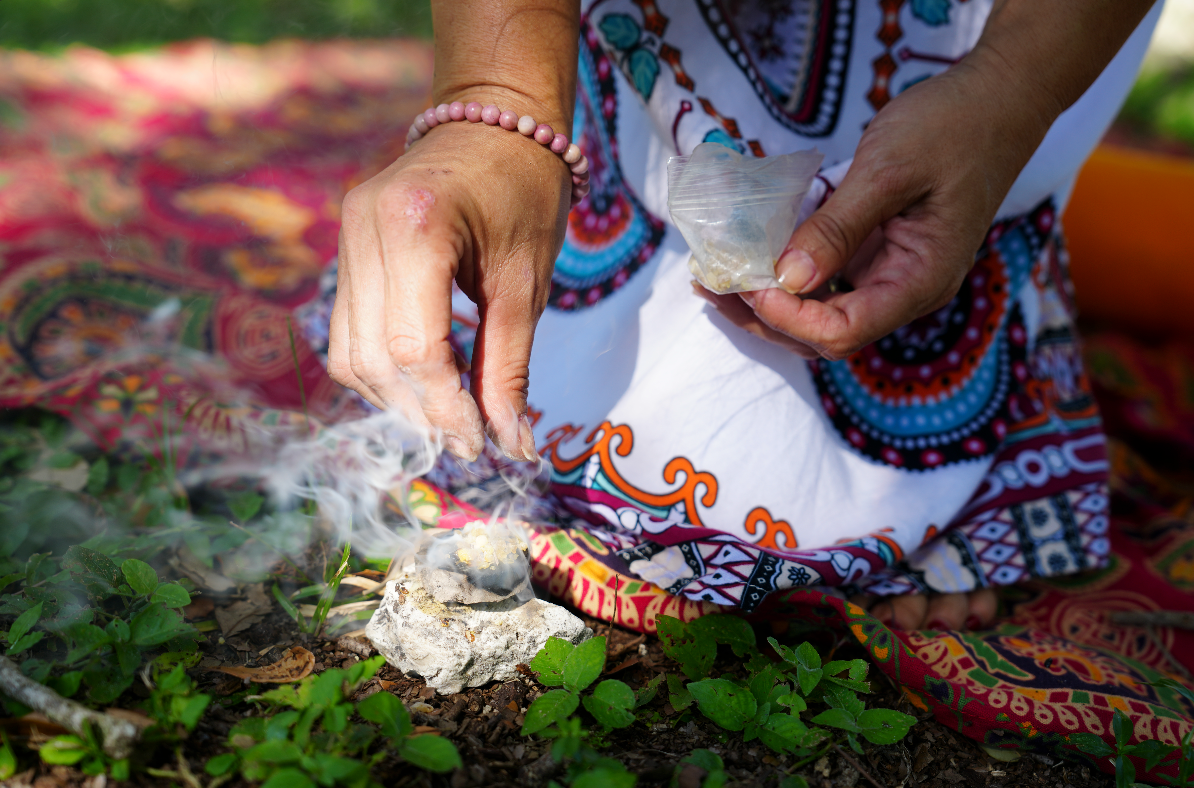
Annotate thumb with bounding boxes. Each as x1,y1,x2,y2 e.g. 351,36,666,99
469,287,542,462
776,165,912,295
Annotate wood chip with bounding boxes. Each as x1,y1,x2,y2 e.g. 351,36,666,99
214,583,273,636
211,646,315,683
169,547,236,593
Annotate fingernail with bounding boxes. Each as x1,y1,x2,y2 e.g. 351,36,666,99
964,615,983,631
519,415,539,462
926,619,951,632
775,248,817,295
444,434,471,459
739,291,757,308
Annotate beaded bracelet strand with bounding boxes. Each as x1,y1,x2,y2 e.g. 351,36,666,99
405,101,591,207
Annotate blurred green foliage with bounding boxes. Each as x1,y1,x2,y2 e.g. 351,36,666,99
0,0,432,51
1119,64,1194,149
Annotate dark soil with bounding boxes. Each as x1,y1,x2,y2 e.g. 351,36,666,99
2,597,1118,788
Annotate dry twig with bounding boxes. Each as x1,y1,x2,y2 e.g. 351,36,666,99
833,744,887,788
0,655,139,759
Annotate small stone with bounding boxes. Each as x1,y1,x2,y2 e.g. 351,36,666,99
366,574,590,695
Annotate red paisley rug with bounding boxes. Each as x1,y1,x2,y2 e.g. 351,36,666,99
1,41,1192,782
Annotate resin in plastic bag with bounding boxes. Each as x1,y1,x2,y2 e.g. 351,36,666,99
668,142,823,294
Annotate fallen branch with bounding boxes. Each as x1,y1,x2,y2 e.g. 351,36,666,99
0,656,139,759
833,744,887,788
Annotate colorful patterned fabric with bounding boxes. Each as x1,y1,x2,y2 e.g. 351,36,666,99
0,35,1191,783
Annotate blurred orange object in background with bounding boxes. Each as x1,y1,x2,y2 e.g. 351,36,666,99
1065,145,1194,338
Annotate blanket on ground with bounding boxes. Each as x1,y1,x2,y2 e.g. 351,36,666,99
1,41,1191,781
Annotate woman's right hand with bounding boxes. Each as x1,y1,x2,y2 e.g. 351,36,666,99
327,108,573,462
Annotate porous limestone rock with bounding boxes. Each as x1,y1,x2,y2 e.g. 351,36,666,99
365,573,590,694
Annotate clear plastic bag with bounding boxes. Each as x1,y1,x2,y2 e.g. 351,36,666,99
668,143,823,294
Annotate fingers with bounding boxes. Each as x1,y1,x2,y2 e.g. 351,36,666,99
775,163,915,296
737,238,949,360
870,594,926,631
372,183,486,461
471,284,542,461
690,282,820,359
327,252,386,411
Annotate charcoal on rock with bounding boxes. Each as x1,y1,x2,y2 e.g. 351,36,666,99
366,524,590,694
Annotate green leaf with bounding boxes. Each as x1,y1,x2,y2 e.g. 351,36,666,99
229,491,264,523
84,666,134,704
357,689,412,739
823,683,865,717
749,664,779,706
48,671,84,698
129,604,189,646
399,735,463,773
151,582,191,608
6,632,43,656
780,777,810,788
0,521,29,558
688,678,757,732
857,708,917,744
773,689,807,713
152,650,201,677
178,694,211,730
39,735,88,765
811,707,860,733
114,642,141,676
308,753,368,784
65,624,110,663
260,767,314,788
793,642,824,696
667,674,694,711
690,615,757,657
245,739,304,765
657,615,715,680
529,636,574,687
635,672,666,708
583,680,636,729
1072,734,1112,761
759,713,813,754
0,732,16,780
204,753,239,777
62,546,121,589
348,655,386,687
824,659,871,693
1132,738,1177,772
1113,709,1133,749
121,558,159,596
562,636,606,693
104,617,130,643
85,457,109,497
521,689,580,735
573,766,637,788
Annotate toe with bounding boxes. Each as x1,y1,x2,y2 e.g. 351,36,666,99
924,593,969,631
884,594,928,630
965,587,998,629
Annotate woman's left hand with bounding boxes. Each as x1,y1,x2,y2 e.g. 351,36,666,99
696,56,1050,360
698,0,1155,361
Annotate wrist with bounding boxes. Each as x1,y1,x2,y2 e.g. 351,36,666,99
431,83,574,140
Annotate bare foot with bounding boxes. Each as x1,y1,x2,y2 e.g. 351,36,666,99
850,588,998,631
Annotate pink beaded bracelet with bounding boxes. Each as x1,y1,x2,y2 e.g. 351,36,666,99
405,101,590,208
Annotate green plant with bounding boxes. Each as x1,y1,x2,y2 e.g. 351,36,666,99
37,725,130,780
205,656,461,788
654,614,916,774
1071,701,1194,787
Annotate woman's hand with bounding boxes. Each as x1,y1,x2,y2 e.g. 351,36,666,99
328,113,572,461
702,0,1154,360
